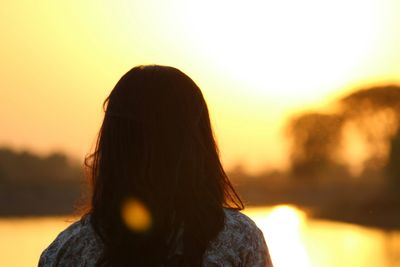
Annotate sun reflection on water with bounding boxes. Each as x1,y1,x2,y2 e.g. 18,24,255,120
0,206,399,267
244,205,310,267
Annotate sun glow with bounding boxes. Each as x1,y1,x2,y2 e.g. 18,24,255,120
182,0,391,105
0,0,399,171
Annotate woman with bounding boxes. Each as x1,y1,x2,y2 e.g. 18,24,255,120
39,65,273,267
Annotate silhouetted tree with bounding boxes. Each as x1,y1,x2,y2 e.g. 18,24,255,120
341,85,400,113
287,85,400,182
340,85,400,170
287,112,344,180
385,129,400,196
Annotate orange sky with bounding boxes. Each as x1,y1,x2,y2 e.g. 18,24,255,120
1,0,399,173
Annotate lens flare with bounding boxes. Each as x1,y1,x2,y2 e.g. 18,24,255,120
121,198,152,232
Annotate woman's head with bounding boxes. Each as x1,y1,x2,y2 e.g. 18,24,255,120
85,65,243,266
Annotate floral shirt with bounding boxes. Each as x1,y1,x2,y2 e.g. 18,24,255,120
38,209,273,267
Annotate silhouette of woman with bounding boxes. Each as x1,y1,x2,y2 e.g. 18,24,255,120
38,65,273,267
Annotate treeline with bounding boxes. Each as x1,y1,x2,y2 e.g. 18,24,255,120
0,148,85,216
1,85,399,229
229,85,400,230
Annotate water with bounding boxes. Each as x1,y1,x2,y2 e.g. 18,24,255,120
244,206,400,267
0,205,399,267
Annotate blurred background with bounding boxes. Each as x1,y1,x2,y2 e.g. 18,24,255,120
0,0,399,266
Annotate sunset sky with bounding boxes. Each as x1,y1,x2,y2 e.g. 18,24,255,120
1,0,399,173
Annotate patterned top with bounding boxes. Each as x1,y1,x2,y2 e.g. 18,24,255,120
38,209,273,267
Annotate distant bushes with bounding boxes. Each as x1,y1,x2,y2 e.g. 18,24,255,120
0,148,85,216
1,85,399,228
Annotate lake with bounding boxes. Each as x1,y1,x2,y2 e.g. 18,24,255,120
0,205,399,267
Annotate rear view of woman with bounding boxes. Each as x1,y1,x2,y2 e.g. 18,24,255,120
39,65,273,266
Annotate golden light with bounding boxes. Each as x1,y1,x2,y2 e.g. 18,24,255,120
121,198,152,232
0,0,399,171
182,0,392,106
245,205,310,267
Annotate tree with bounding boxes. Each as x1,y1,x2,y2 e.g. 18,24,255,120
287,112,344,179
385,130,400,195
341,86,400,172
287,85,400,181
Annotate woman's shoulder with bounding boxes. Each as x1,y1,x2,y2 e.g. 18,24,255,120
222,208,260,231
220,208,267,245
38,215,102,267
203,208,273,266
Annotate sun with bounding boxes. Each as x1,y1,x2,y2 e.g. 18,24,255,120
182,0,386,106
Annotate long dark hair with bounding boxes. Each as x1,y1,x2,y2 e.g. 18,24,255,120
84,65,243,266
